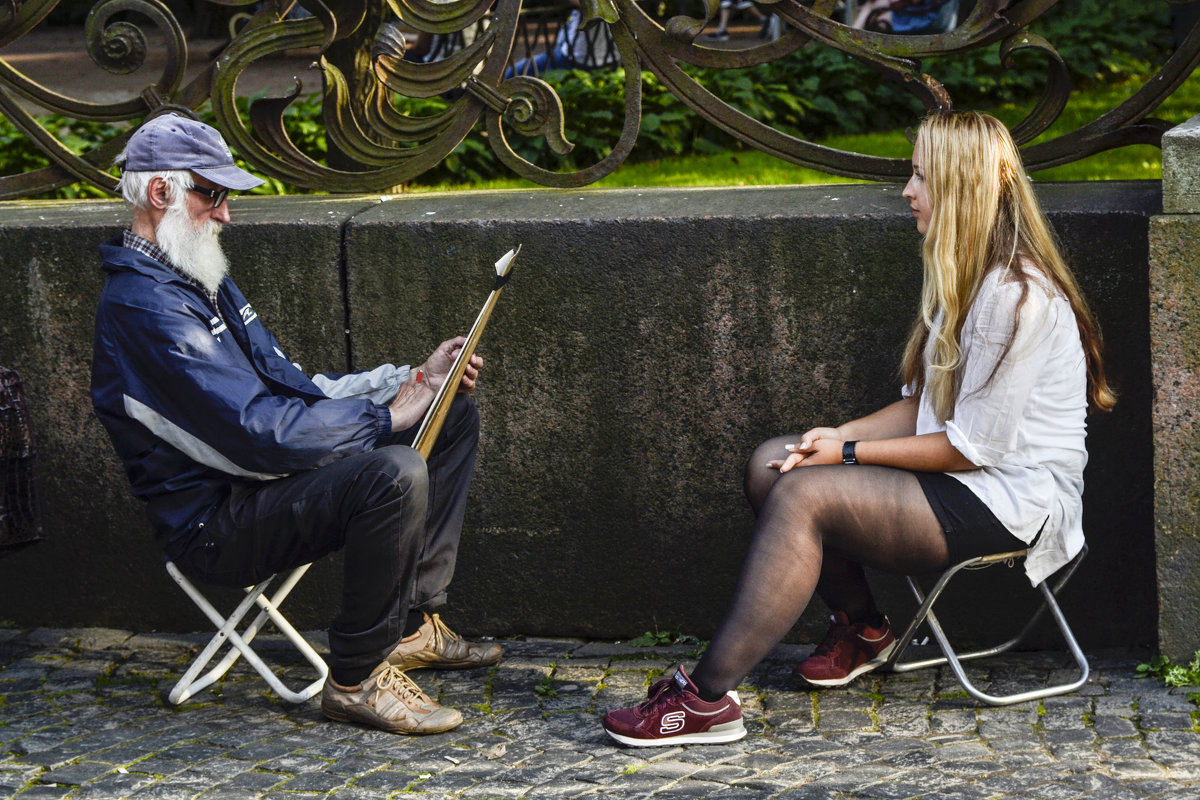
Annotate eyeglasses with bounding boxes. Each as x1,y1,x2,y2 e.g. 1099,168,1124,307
188,184,230,209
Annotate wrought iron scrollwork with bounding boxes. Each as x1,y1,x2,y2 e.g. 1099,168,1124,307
0,0,1197,198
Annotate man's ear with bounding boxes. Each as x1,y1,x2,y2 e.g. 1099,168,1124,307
147,176,172,211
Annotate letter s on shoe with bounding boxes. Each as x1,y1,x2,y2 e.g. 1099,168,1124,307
659,711,686,734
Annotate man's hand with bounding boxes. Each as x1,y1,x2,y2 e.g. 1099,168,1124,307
417,336,484,394
388,378,435,432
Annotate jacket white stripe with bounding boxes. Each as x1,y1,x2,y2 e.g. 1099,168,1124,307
123,394,284,481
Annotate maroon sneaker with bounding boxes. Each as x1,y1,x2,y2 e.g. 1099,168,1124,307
602,664,746,747
795,611,897,687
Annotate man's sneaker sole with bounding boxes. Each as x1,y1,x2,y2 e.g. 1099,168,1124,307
603,719,747,747
321,700,462,734
798,639,898,687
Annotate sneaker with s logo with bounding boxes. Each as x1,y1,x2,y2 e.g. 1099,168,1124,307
601,664,746,746
794,611,897,687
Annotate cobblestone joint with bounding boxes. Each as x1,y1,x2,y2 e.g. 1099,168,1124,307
1,631,1198,798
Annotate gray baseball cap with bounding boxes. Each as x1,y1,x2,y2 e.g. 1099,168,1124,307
122,114,264,191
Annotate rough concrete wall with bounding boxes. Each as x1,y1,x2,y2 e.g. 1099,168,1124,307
0,196,378,630
0,183,1159,649
1150,216,1200,663
1152,115,1200,663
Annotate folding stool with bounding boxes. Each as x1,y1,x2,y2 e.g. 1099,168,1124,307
884,544,1090,706
165,560,328,705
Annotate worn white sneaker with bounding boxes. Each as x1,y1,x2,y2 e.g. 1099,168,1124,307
321,662,462,734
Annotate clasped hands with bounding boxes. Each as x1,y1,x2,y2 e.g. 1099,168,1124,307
767,426,845,473
388,336,483,432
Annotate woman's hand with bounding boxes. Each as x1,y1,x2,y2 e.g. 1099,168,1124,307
767,426,844,473
796,426,841,451
767,430,978,474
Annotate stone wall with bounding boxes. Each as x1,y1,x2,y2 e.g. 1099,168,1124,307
1152,116,1200,663
0,182,1161,649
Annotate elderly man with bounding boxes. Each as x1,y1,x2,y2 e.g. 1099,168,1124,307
91,113,500,735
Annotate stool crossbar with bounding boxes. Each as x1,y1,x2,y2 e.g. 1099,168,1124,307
884,544,1089,706
165,560,328,705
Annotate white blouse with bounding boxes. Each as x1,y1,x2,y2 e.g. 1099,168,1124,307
909,265,1089,586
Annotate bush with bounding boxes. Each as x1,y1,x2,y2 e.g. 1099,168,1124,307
0,94,327,200
492,0,1171,177
0,115,126,199
394,0,1176,180
0,0,1178,194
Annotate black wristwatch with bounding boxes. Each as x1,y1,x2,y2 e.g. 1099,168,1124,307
842,440,859,465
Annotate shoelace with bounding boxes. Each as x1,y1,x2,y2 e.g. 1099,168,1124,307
636,677,681,714
811,621,856,659
427,613,463,651
374,664,427,704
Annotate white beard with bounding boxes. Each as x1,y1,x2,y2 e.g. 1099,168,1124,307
155,196,229,294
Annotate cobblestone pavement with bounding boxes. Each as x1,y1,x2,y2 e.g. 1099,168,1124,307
2,628,1198,799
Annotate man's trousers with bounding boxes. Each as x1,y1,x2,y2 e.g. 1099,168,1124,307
165,395,480,681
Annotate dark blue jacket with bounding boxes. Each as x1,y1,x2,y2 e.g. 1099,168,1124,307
91,238,393,547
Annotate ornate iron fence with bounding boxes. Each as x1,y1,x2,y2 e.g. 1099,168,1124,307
0,0,1197,196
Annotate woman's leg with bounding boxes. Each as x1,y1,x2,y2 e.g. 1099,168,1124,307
744,437,885,622
691,462,949,696
742,435,792,513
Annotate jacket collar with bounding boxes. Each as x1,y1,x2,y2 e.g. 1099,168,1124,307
100,234,218,299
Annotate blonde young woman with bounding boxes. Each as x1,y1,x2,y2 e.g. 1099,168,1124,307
602,111,1116,747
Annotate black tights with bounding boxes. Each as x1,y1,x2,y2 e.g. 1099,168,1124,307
689,435,951,697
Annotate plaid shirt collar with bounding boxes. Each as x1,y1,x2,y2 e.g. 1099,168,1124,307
122,229,170,265
122,229,219,306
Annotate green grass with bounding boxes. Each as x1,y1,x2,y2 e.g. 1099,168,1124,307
411,69,1200,192
1014,70,1200,181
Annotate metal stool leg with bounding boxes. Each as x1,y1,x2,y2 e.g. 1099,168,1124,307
165,561,328,705
885,545,1089,706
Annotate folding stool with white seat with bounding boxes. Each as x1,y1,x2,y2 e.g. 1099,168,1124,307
165,560,328,705
884,544,1089,706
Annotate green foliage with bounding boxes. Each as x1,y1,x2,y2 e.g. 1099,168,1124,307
1137,651,1200,688
0,92,329,199
627,627,704,647
534,664,559,698
0,0,1179,195
457,0,1174,178
1031,0,1173,85
0,114,124,199
495,67,697,173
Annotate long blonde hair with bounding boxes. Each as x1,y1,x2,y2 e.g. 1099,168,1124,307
900,111,1116,420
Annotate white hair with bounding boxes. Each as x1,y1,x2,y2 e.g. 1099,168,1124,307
113,150,193,210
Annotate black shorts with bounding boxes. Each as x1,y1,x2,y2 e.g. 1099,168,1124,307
914,471,1026,564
